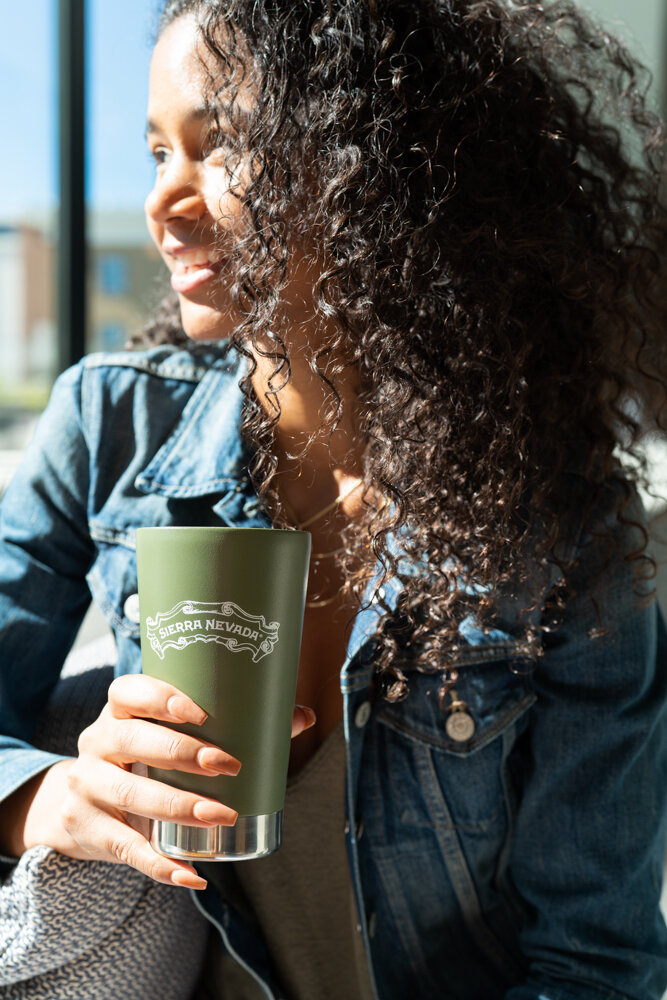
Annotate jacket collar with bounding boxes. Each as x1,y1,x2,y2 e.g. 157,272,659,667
135,345,252,502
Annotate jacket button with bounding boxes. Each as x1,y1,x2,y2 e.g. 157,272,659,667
355,819,364,841
368,912,377,939
354,701,372,728
446,711,475,742
123,593,141,624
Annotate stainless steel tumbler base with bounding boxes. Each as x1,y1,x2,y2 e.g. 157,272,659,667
150,811,282,861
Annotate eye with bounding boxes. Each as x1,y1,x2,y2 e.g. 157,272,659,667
148,145,169,167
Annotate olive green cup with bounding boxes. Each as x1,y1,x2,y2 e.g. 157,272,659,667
136,526,311,860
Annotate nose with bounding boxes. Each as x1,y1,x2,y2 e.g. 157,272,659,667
144,155,206,226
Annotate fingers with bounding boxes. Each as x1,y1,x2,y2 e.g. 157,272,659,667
62,797,208,890
79,716,241,776
107,677,317,744
82,673,241,776
106,674,207,724
291,704,317,738
69,758,238,827
62,758,237,890
63,673,312,891
58,689,317,891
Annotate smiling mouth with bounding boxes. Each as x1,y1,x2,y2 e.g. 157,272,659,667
168,255,224,295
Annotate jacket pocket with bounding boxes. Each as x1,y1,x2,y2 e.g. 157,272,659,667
374,652,535,832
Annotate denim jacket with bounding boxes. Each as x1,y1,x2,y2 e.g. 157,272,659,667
1,343,666,1000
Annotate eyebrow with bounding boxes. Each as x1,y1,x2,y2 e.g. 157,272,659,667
145,105,210,139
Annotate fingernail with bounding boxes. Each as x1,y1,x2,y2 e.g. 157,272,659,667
197,748,242,775
298,705,317,729
171,868,207,890
193,800,239,825
168,696,207,724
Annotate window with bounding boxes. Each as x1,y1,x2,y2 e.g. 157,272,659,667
87,0,164,355
0,0,57,458
580,0,665,109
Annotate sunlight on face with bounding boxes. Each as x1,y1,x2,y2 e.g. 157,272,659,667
144,15,250,341
145,14,327,350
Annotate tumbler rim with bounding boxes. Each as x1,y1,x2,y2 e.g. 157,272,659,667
136,525,310,537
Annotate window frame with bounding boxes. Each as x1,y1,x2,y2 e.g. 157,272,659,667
58,0,86,372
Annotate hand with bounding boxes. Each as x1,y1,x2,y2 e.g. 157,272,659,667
2,675,316,890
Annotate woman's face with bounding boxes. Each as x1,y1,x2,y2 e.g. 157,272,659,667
145,15,246,341
145,15,323,345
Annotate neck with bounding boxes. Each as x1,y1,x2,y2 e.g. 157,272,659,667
248,324,368,531
249,330,365,483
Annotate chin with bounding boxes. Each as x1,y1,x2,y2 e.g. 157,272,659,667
178,297,238,344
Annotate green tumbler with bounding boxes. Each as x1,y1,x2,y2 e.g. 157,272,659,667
135,526,311,861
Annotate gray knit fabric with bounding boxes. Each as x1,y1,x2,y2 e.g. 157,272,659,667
0,637,208,999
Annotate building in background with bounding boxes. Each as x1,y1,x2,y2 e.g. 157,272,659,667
0,211,163,450
88,211,164,354
0,224,56,396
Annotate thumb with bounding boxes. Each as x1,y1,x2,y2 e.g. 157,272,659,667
291,704,317,738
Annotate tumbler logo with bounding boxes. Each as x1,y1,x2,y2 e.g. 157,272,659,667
145,600,280,662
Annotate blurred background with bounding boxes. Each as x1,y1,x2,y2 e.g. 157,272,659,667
0,0,163,474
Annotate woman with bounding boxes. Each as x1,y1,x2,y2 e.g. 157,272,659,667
1,0,666,997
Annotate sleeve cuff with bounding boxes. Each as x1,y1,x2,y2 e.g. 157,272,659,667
0,747,71,806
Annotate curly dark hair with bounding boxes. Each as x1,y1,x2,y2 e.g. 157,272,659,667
145,0,667,698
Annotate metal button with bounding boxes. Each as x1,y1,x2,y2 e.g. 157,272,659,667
354,701,372,728
446,711,475,742
368,912,377,939
123,593,140,624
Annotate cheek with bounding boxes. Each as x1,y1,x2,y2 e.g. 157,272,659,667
145,213,163,255
209,196,244,231
204,171,246,228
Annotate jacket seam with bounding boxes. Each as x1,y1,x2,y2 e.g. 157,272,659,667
415,742,526,981
378,690,536,754
189,890,275,1000
86,566,140,638
134,476,241,496
89,524,137,549
453,646,535,668
82,352,217,383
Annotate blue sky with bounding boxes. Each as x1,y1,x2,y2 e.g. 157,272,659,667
0,0,159,219
0,0,663,221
